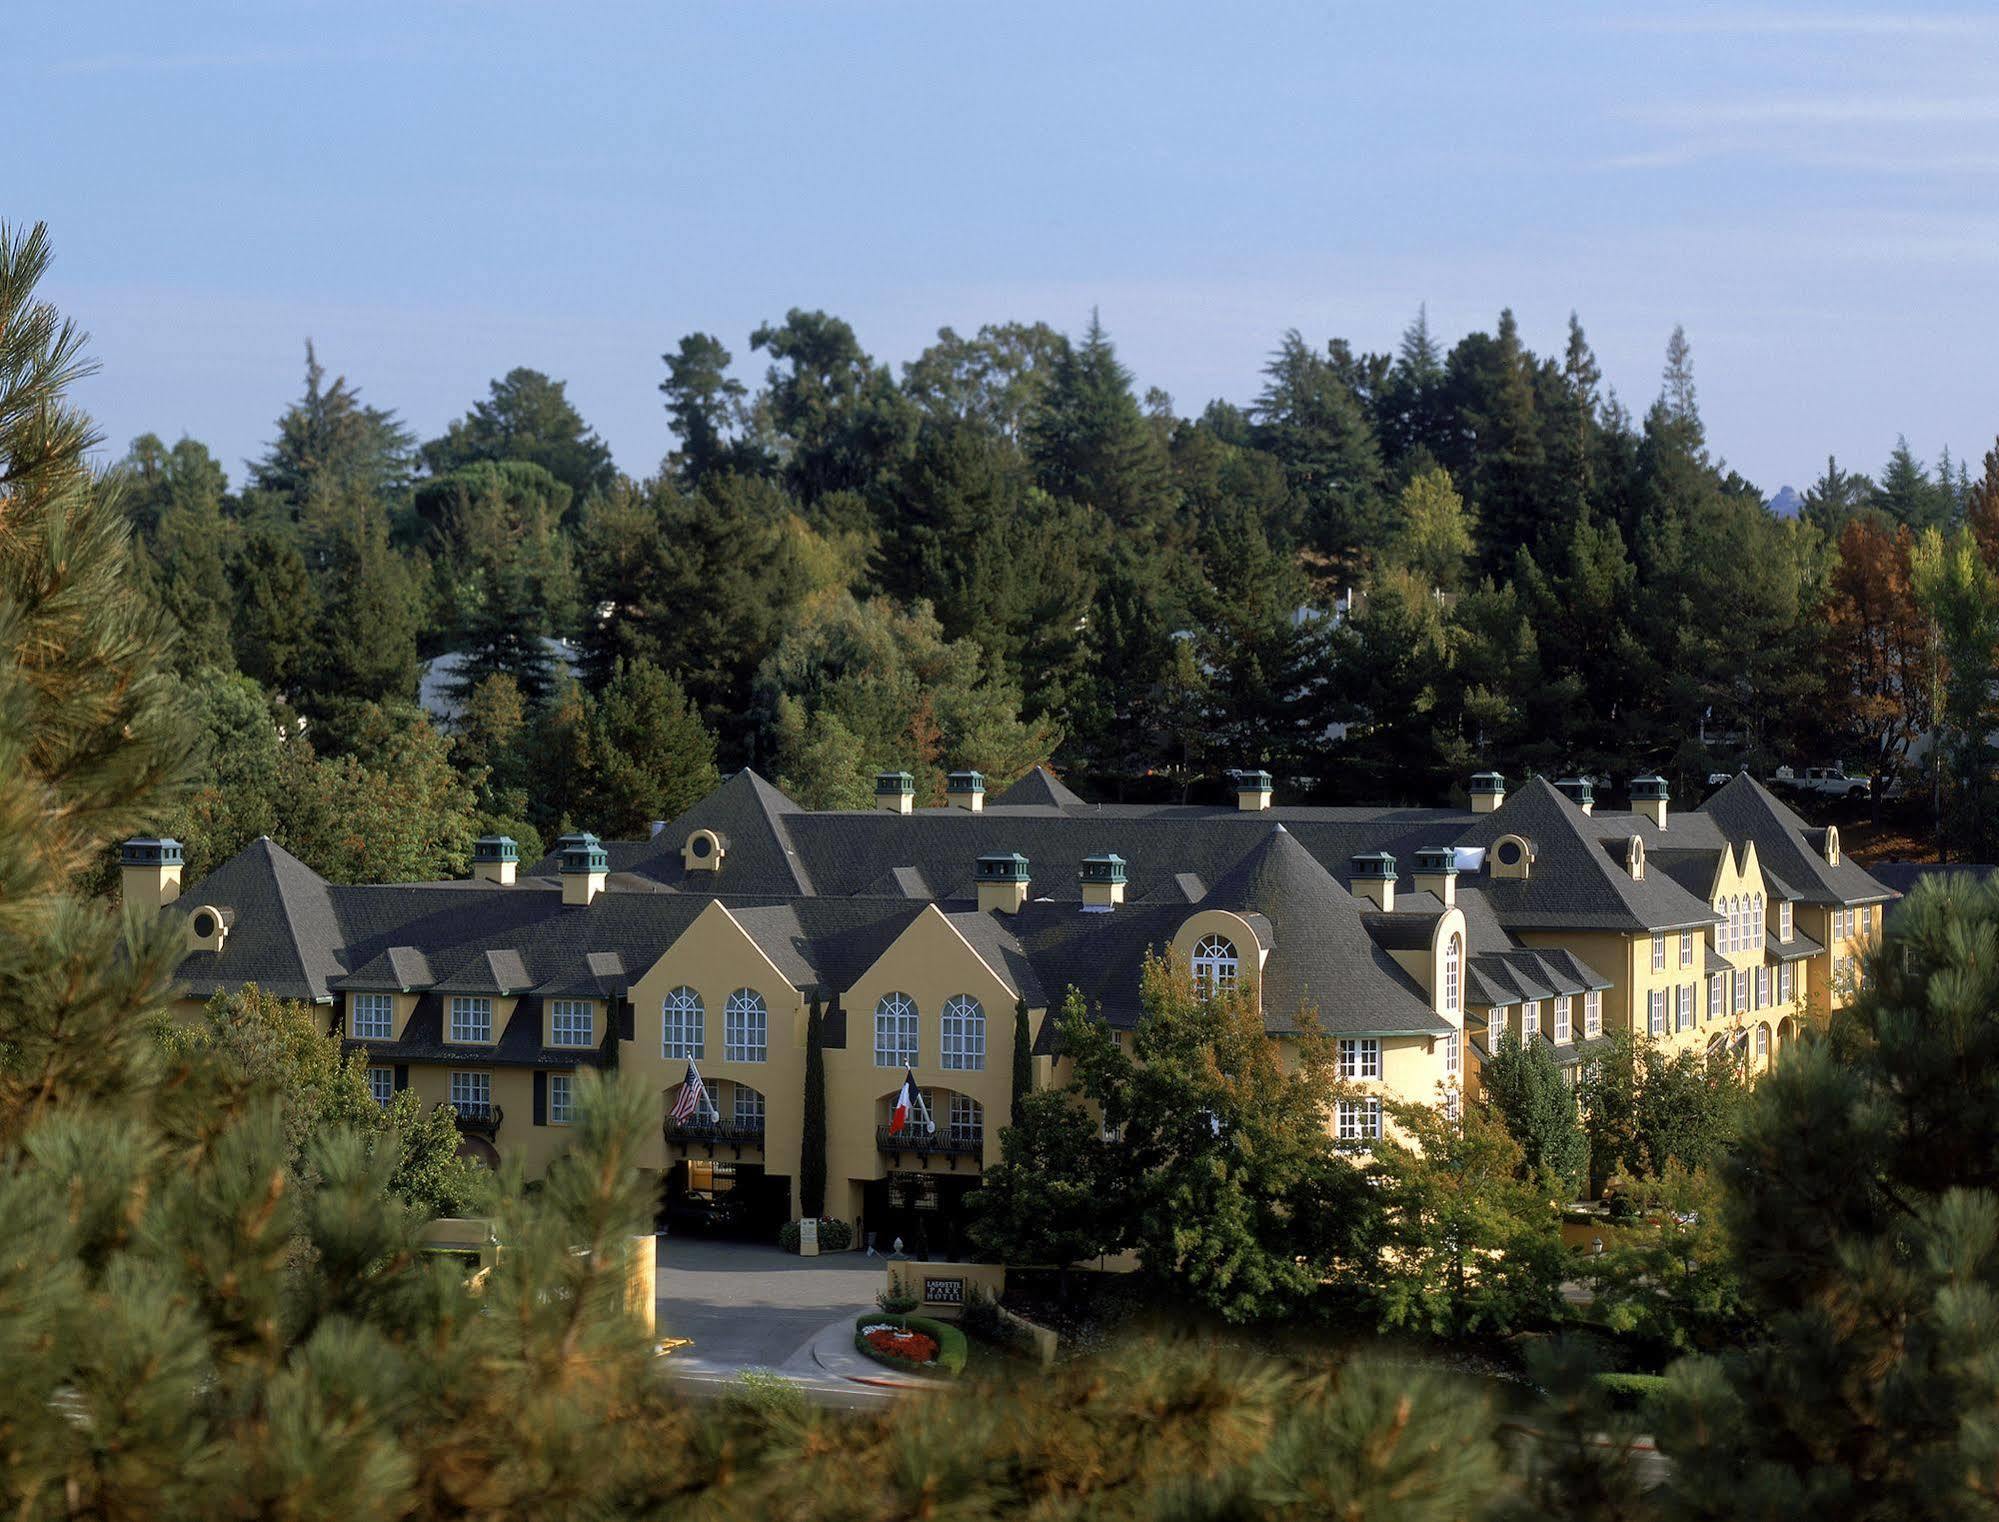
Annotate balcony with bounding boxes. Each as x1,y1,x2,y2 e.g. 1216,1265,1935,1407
664,1118,765,1157
875,1124,983,1168
449,1102,503,1136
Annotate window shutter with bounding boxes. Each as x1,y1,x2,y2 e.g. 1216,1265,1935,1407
533,1071,547,1126
393,1064,409,1091
619,1000,635,1042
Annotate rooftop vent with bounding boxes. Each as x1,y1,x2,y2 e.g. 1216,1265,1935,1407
1470,772,1506,814
946,770,985,812
1350,851,1397,911
976,852,1031,915
472,834,518,886
1555,777,1595,815
558,832,608,905
120,836,185,914
1630,774,1669,829
1411,845,1458,908
875,770,915,815
1080,852,1127,910
1234,769,1274,812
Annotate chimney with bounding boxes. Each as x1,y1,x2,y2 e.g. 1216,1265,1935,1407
1469,772,1506,814
1630,774,1670,829
976,852,1031,915
1234,769,1273,812
875,771,915,815
1411,846,1457,908
946,771,985,812
558,832,608,906
1350,852,1397,911
1079,852,1126,909
471,835,518,885
1555,777,1595,815
120,837,184,915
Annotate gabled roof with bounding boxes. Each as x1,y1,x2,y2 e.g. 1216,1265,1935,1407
433,948,532,994
607,769,816,896
991,765,1086,811
1694,773,1896,906
1454,777,1718,933
174,837,342,1001
332,945,435,992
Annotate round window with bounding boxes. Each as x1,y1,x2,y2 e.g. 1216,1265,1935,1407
191,910,216,938
1496,840,1522,867
690,834,712,859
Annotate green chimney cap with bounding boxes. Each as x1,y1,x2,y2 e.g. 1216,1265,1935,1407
975,852,1031,882
1629,774,1670,801
874,771,915,795
558,832,607,874
1556,776,1595,805
1470,772,1505,795
1350,851,1398,881
120,837,184,867
473,835,518,863
1080,853,1128,883
1412,846,1458,876
945,770,985,793
1234,769,1273,792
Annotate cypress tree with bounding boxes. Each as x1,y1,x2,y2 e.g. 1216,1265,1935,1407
800,993,827,1218
1011,996,1033,1126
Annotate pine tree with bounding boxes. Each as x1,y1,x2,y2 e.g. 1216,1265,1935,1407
800,995,828,1218
230,522,321,694
421,366,616,506
1251,328,1388,570
659,331,757,486
576,658,720,837
1029,311,1177,538
249,339,415,514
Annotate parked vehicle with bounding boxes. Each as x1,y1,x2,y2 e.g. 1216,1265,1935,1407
1774,765,1873,800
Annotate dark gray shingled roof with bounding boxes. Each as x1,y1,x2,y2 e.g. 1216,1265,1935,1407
1694,773,1896,906
992,765,1088,810
172,837,344,1001
1453,778,1719,933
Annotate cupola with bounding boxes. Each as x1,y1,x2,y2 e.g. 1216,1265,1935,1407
1556,776,1595,815
945,771,985,812
1411,845,1458,907
1349,851,1397,911
1234,769,1274,812
558,832,608,906
1080,852,1127,909
976,852,1031,915
1630,774,1670,830
875,771,915,815
120,836,184,915
471,834,518,885
1470,772,1506,814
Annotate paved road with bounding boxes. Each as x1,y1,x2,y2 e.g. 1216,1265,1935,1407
656,1236,884,1370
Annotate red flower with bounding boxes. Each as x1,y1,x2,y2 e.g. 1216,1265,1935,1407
864,1327,938,1364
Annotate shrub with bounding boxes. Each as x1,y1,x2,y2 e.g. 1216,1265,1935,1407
961,1281,1036,1357
1591,1372,1669,1414
876,1286,919,1314
777,1216,853,1253
727,1369,806,1419
852,1313,967,1376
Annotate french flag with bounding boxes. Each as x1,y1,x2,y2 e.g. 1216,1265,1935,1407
889,1071,922,1136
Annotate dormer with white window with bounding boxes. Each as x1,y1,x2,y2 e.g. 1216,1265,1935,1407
683,828,727,873
1490,834,1534,881
1625,835,1645,882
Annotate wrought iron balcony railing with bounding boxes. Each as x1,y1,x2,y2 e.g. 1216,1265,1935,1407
874,1124,983,1163
449,1102,503,1135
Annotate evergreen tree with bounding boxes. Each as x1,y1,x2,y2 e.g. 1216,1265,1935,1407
1800,453,1875,538
1251,328,1388,569
750,308,916,500
900,320,1066,442
421,366,616,505
1029,311,1177,538
1386,466,1477,590
1444,309,1547,570
1875,435,1953,532
800,995,827,1218
659,331,758,486
249,340,415,513
966,1087,1120,1279
1911,526,1999,860
310,496,421,709
1480,1030,1588,1195
577,657,721,838
230,522,321,695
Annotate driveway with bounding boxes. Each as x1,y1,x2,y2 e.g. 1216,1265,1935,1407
656,1237,885,1369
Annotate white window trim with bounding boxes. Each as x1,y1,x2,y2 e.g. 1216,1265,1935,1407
449,995,494,1044
1584,989,1602,1039
1338,1037,1382,1079
367,1066,395,1105
449,1070,491,1111
1648,989,1666,1036
1193,934,1240,993
1522,1002,1541,1039
940,994,986,1072
1651,934,1666,972
1554,995,1572,1043
351,992,394,1041
662,987,705,1060
947,1092,983,1145
733,1083,766,1132
548,1072,573,1126
725,989,769,1064
873,991,919,1069
549,999,594,1048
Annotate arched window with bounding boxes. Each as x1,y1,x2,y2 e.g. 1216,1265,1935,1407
941,995,985,1071
1753,893,1765,949
1731,894,1744,952
724,989,767,1063
662,986,704,1059
1755,1025,1770,1065
1442,933,1462,1014
1192,934,1239,992
873,992,919,1068
1716,900,1729,953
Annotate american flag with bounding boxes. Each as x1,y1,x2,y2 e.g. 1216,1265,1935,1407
670,1060,713,1123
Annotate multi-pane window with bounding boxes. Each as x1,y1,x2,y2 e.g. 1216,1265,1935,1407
368,1066,395,1105
1490,1005,1510,1039
351,993,393,1040
449,996,493,1043
1756,967,1770,1009
1735,969,1750,1010
874,992,919,1068
1753,894,1765,949
1444,1030,1461,1076
1443,935,1462,1013
1337,1097,1383,1143
1780,963,1794,1003
548,1072,573,1125
733,1084,765,1132
1584,990,1602,1039
1522,1002,1541,1039
1709,974,1723,1020
948,1093,983,1145
1192,935,1239,993
1780,900,1793,941
724,989,768,1063
550,1000,593,1047
1756,1025,1770,1064
1648,989,1666,1036
449,1071,490,1112
1338,1037,1381,1079
1651,934,1666,972
1443,1088,1462,1123
662,987,704,1059
1717,902,1731,954
940,995,985,1071
1676,983,1694,1033
1680,932,1694,968
1554,995,1573,1042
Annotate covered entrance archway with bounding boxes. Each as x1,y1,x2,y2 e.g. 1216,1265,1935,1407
861,1171,983,1260
661,1158,791,1240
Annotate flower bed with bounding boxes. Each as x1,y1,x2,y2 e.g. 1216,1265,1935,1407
851,1313,967,1377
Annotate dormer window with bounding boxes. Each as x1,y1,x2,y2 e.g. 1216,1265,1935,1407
1442,933,1462,1013
351,993,393,1040
1626,836,1645,881
1192,935,1239,993
1491,835,1533,880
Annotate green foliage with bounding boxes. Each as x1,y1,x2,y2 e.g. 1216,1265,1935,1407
574,658,720,836
967,1087,1120,1268
1586,1164,1750,1356
1578,1032,1744,1195
800,996,827,1218
249,340,415,513
1010,996,1032,1126
1481,1030,1589,1195
1388,466,1477,590
777,1216,853,1253
727,1367,808,1420
1365,1099,1569,1338
1913,525,1999,859
420,366,615,505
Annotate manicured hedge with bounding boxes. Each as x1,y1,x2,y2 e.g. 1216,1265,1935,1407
852,1313,967,1377
1592,1372,1670,1413
777,1217,854,1253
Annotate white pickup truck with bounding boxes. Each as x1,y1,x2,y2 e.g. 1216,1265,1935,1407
1774,766,1873,800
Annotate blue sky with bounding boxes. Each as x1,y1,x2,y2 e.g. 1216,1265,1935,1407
12,1,1999,495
